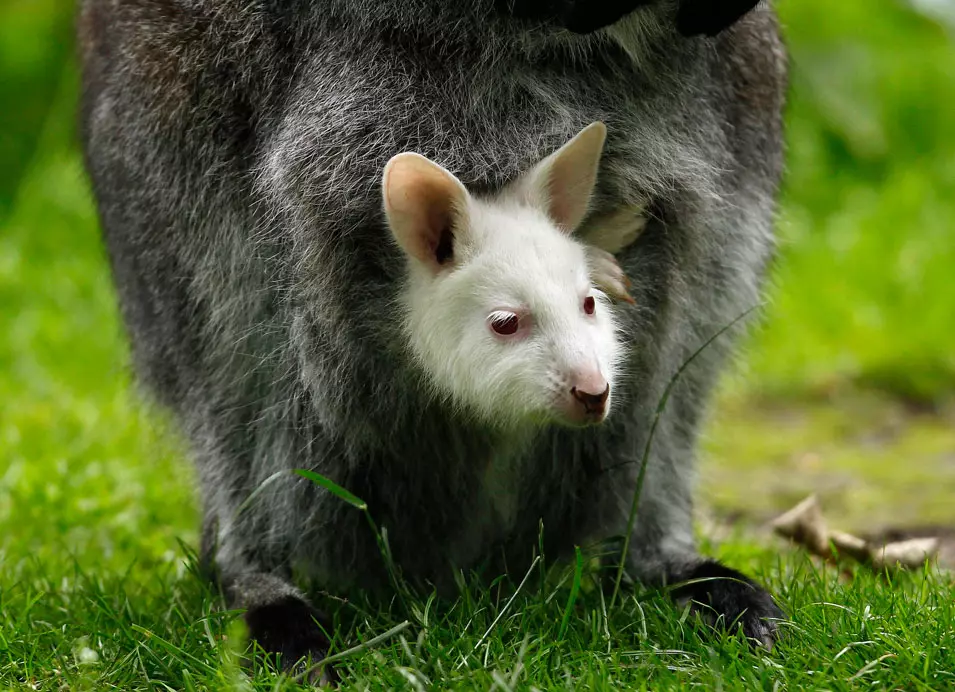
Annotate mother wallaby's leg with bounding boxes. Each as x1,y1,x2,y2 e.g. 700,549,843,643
200,511,339,685
591,432,783,648
590,6,787,647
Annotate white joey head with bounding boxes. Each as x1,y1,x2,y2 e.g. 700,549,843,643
382,122,630,430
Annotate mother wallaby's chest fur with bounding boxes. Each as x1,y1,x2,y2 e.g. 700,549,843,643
265,28,729,223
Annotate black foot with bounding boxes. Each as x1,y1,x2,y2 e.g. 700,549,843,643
670,560,783,649
244,595,339,686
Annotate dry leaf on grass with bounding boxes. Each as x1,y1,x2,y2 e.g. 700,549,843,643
771,494,940,571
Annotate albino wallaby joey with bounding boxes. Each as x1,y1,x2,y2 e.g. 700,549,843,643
383,122,629,430
77,0,788,683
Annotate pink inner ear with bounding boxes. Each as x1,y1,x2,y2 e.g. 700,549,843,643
548,177,592,232
383,153,467,271
383,153,467,270
426,207,455,265
538,122,606,233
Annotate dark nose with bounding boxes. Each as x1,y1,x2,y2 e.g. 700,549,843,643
571,384,610,416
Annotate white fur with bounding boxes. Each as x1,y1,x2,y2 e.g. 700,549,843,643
400,195,622,430
381,123,632,430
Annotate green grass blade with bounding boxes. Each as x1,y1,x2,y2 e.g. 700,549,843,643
610,305,760,610
294,469,368,511
558,546,584,640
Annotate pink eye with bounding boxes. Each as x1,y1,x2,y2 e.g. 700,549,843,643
489,312,520,336
583,296,596,315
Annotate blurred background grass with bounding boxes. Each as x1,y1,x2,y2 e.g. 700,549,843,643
1,0,954,579
757,1,955,401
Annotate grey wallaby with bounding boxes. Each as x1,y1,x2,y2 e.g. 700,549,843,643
77,0,788,683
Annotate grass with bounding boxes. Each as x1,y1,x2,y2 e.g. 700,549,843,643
702,386,955,532
4,539,954,690
744,0,955,400
2,0,955,689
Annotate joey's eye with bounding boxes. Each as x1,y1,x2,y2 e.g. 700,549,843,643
583,296,596,315
488,311,520,336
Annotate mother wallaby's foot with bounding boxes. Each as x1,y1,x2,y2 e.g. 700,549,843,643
669,559,784,650
227,572,339,686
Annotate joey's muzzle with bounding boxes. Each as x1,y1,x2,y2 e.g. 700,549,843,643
560,368,611,425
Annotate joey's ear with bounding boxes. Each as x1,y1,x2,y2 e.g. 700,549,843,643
676,0,760,37
520,121,607,234
382,153,470,272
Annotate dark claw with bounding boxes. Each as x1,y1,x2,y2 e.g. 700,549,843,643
244,595,340,686
670,560,783,649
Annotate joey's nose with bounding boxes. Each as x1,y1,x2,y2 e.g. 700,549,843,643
571,383,610,413
569,372,610,422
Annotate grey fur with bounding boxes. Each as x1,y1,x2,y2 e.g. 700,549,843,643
77,0,788,666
